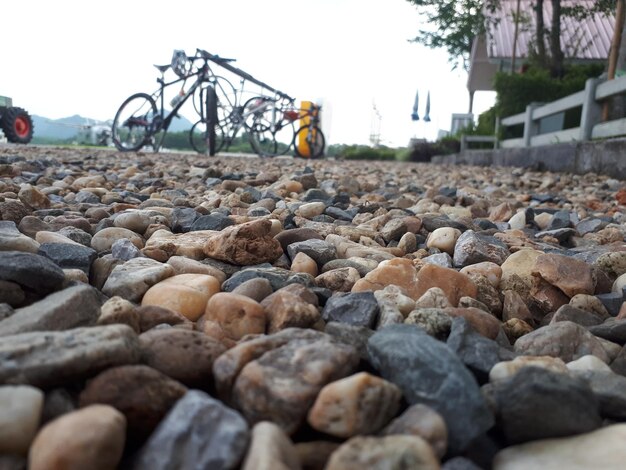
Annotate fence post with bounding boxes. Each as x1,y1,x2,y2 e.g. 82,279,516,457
580,78,602,141
494,116,501,149
460,134,467,152
523,103,539,147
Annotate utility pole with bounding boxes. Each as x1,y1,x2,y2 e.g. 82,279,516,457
605,0,626,121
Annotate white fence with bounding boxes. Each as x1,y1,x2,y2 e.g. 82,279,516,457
497,75,626,148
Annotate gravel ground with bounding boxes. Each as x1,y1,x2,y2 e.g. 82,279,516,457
2,144,626,469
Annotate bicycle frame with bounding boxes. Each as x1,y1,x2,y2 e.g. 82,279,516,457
150,65,208,136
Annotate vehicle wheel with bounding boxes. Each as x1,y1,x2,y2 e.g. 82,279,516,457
293,125,325,158
193,76,237,125
204,86,218,156
244,97,294,157
248,121,278,157
190,120,225,154
111,93,158,151
1,107,33,144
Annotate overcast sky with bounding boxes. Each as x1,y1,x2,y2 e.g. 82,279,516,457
4,0,495,147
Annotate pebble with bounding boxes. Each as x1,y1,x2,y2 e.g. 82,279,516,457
241,421,301,470
261,283,320,333
382,404,448,459
139,328,225,387
0,385,44,454
493,424,626,470
79,365,186,442
426,226,461,255
325,435,440,470
29,404,126,470
2,147,626,468
204,292,267,340
307,372,402,437
141,273,220,321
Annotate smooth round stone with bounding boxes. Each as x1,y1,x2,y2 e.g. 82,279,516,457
166,256,226,283
141,274,221,321
534,212,553,230
113,212,153,235
97,296,140,333
308,372,402,438
0,385,44,454
35,231,82,246
398,232,417,254
63,268,89,284
297,202,326,219
29,405,126,470
382,404,448,459
612,272,626,294
568,294,609,319
508,211,527,230
566,355,612,373
269,219,283,237
204,292,266,341
493,424,626,470
241,421,301,470
460,262,502,289
231,278,274,302
489,356,568,382
325,435,440,470
291,251,319,277
0,220,40,253
426,227,461,255
500,249,543,298
91,227,144,253
283,180,304,193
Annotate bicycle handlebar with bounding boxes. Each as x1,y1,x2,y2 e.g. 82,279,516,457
195,48,294,102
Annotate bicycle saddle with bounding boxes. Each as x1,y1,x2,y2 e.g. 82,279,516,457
154,64,170,73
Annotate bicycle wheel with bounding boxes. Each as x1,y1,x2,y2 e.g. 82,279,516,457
193,76,237,125
205,86,218,156
293,125,325,159
248,121,278,157
112,93,158,152
190,120,226,154
244,97,295,157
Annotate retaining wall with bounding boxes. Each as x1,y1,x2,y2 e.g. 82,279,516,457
432,138,626,179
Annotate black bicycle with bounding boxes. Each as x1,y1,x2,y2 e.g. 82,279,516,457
112,49,224,155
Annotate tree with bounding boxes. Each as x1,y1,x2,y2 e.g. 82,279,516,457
408,0,616,75
406,0,500,71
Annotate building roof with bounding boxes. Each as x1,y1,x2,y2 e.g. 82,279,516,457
486,0,614,61
468,0,615,93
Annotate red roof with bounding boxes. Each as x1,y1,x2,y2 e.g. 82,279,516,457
486,0,614,61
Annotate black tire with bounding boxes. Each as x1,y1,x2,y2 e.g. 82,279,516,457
205,86,218,156
111,93,158,152
190,120,225,154
244,97,295,157
293,125,325,159
193,76,237,125
1,107,33,144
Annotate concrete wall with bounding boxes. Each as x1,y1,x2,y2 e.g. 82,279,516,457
432,138,626,179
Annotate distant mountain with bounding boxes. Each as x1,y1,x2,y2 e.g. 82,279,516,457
32,113,194,140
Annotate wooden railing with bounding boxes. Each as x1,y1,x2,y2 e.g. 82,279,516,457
494,75,626,148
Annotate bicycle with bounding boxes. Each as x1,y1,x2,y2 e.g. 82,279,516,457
293,103,325,159
111,49,223,155
183,49,298,157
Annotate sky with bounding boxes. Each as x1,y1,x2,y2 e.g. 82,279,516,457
3,0,496,147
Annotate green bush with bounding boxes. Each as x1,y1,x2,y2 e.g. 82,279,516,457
406,138,460,162
494,63,604,118
338,145,398,161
